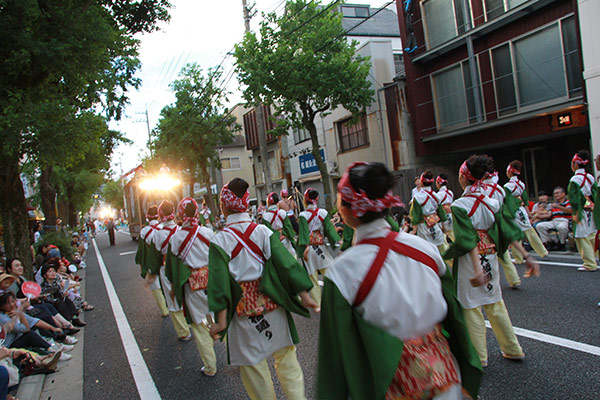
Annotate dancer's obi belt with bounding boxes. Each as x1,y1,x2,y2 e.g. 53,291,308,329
236,279,278,317
189,267,209,291
306,208,325,245
476,230,496,256
354,231,459,399
424,213,440,228
386,325,460,400
442,203,452,215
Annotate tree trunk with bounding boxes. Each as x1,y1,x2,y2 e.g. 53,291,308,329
305,114,333,211
66,185,78,227
0,160,35,279
189,174,195,198
39,166,57,229
201,162,217,214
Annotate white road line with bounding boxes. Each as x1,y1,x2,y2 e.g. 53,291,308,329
92,239,161,400
485,321,600,357
117,230,131,236
119,251,137,256
537,260,582,268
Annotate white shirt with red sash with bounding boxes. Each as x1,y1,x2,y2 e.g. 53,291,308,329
299,205,335,275
170,222,214,324
413,188,445,246
210,212,293,366
263,206,295,255
453,187,502,309
570,168,597,238
154,220,182,312
437,185,454,233
504,176,532,231
326,218,448,341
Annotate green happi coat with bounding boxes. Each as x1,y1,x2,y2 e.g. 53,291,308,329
296,208,340,259
262,210,297,250
410,198,447,226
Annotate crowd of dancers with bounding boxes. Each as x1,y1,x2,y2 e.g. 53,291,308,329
134,149,599,400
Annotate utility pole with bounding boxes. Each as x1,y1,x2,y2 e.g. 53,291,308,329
135,107,154,156
242,0,272,196
461,0,484,123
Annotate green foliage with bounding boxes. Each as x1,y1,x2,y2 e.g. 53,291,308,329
152,63,240,184
102,180,125,210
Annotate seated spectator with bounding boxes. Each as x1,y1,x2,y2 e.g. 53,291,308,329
54,260,93,311
39,264,86,327
536,186,572,251
5,259,80,338
531,190,553,227
0,292,51,350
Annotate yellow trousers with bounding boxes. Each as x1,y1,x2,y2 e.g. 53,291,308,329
498,251,521,287
445,230,455,242
239,345,306,400
513,228,548,263
151,289,169,317
190,322,217,374
575,234,598,271
309,271,322,307
437,241,452,269
169,310,190,339
462,300,523,364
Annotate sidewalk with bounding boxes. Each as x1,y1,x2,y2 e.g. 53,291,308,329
17,267,87,400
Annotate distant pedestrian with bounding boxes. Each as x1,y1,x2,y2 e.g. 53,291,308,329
107,219,116,246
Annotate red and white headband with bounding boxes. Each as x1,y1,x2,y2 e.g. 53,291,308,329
280,189,289,198
460,161,488,192
304,188,318,205
177,197,199,225
266,192,277,206
506,165,520,176
158,201,175,222
220,184,249,212
572,153,589,165
420,173,435,185
436,176,447,186
338,162,404,218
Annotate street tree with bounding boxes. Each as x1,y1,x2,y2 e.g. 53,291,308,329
0,0,171,277
102,180,126,212
234,0,374,210
152,63,239,212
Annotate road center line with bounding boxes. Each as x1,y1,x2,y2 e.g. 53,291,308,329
119,251,137,256
485,321,600,357
537,260,582,268
92,239,161,400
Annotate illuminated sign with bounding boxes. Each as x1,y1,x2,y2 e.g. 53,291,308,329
557,112,573,127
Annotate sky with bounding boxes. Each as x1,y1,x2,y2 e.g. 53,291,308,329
110,0,393,176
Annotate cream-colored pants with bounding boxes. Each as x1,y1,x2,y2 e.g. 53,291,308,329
513,228,548,264
498,251,521,287
309,271,322,307
575,233,598,271
170,310,190,339
462,300,523,364
190,322,217,374
437,241,452,269
239,345,306,400
151,289,169,317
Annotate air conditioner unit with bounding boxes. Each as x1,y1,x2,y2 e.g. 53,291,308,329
327,161,339,175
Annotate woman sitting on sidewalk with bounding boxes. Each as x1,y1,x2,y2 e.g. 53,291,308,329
40,265,85,327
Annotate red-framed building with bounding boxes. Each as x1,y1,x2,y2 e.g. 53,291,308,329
396,0,588,195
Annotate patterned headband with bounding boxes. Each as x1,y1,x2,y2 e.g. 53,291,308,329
266,192,277,206
436,176,447,186
506,165,520,176
220,184,249,212
338,162,404,218
158,201,175,222
304,188,318,205
177,197,199,225
420,173,435,185
572,153,589,165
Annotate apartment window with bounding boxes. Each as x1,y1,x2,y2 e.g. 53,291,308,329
422,0,468,49
484,0,528,21
394,53,406,77
221,156,241,170
491,18,581,116
293,127,310,144
341,6,369,18
337,114,369,152
432,60,480,129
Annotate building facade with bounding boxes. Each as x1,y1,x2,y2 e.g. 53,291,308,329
397,0,588,196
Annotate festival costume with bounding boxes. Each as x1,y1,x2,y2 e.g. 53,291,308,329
153,220,190,339
410,187,448,253
207,212,313,400
319,219,481,400
438,184,455,242
444,185,524,365
483,178,521,287
166,219,217,375
262,205,296,255
297,204,340,306
504,176,548,262
568,168,600,271
200,207,215,231
340,216,400,252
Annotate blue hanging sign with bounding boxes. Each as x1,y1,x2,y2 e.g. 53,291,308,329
299,149,325,175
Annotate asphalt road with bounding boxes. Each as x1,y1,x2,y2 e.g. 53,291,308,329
82,230,600,399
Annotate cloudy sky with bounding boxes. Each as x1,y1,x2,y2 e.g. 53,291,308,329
110,0,394,175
